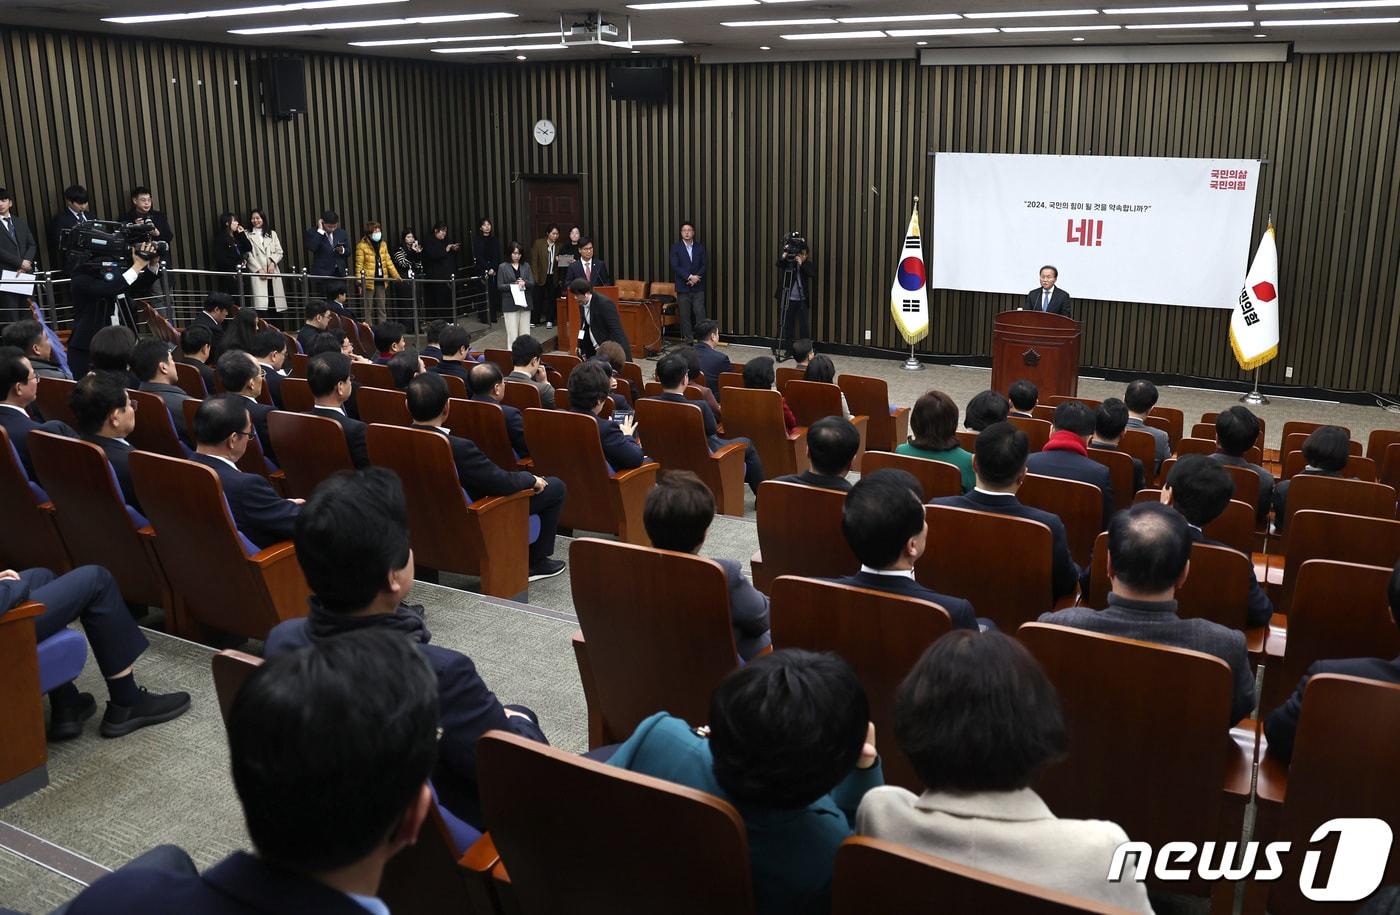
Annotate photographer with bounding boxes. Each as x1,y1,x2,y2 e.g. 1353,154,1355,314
68,242,160,377
775,234,815,357
122,186,175,303
304,210,349,295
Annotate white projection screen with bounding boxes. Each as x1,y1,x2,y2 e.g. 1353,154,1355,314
931,153,1261,310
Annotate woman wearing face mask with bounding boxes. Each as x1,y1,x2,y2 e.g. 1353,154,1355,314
354,220,401,325
244,208,287,315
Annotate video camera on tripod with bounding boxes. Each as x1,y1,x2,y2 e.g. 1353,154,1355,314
60,219,169,269
779,230,807,263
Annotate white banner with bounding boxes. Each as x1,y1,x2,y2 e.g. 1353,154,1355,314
931,153,1260,309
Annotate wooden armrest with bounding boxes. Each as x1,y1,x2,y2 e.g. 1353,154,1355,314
514,456,534,472
2,602,43,625
892,406,910,418
138,525,156,538
468,489,534,515
788,425,808,443
1264,615,1288,660
612,462,661,485
711,442,747,461
459,832,499,873
250,541,298,566
1224,719,1257,799
1255,749,1288,806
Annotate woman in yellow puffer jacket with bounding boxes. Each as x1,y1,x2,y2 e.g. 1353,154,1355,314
354,220,402,324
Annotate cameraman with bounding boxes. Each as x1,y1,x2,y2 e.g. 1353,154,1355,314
775,236,815,357
68,242,159,377
122,187,175,304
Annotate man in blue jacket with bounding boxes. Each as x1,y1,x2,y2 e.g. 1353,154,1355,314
304,210,349,294
669,221,708,343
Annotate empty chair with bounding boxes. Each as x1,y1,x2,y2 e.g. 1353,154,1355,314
541,352,581,383
126,389,190,457
1017,473,1101,569
1278,476,1396,538
447,398,528,472
366,424,534,599
523,407,658,544
1276,509,1400,613
34,377,78,428
917,505,1053,631
0,427,72,573
1383,443,1400,490
721,387,809,479
266,411,355,500
129,451,310,640
860,451,962,501
751,481,857,593
635,397,747,516
569,538,740,746
1366,428,1400,463
839,374,909,453
356,385,413,426
775,365,805,393
1007,415,1052,453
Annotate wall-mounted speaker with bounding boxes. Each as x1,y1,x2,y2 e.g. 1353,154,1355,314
259,57,307,119
607,64,670,104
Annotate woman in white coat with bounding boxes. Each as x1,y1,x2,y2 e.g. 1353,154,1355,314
245,208,287,314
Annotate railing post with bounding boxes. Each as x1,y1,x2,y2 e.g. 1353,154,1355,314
410,276,421,342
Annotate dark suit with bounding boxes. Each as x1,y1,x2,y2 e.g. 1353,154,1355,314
192,311,226,355
304,225,349,283
1090,440,1146,494
69,265,156,377
0,403,74,479
66,849,376,915
774,469,852,493
565,256,613,288
1041,593,1256,723
574,408,644,470
49,207,94,264
0,213,38,321
177,356,216,396
473,394,528,457
694,341,732,401
1184,525,1273,628
1264,654,1400,764
139,382,193,443
3,566,148,682
832,569,980,632
930,489,1081,602
652,391,762,491
244,398,279,465
190,453,299,549
84,434,141,512
295,324,321,355
309,406,369,468
433,359,471,386
421,344,443,362
1026,446,1115,530
715,557,770,661
669,240,709,340
576,292,631,361
1024,285,1072,317
257,364,285,409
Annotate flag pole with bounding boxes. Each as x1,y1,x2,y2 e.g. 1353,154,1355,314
1239,211,1272,404
902,195,926,371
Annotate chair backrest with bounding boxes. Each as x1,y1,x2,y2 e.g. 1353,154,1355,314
447,398,519,470
1008,415,1052,453
1017,623,1233,893
1118,427,1157,475
1030,404,1055,424
720,387,808,478
419,356,438,368
127,389,189,457
648,280,677,299
569,538,739,742
784,379,846,428
917,505,1053,630
354,362,395,390
831,837,1131,915
770,576,951,791
278,377,315,412
211,649,263,723
173,361,210,397
1366,429,1400,463
1175,437,1217,458
1084,447,1135,513
1148,406,1184,450
1278,510,1400,612
1281,449,1375,482
718,371,744,391
523,407,626,532
502,379,542,411
1283,475,1395,530
1281,419,1341,444
838,374,905,453
1133,489,1255,554
612,376,635,406
355,320,378,358
615,278,646,301
1281,430,1362,460
635,397,720,476
1047,395,1102,409
282,331,302,356
1383,442,1400,491
440,372,468,398
860,451,962,501
28,431,168,609
483,348,514,376
266,410,355,500
0,425,72,572
35,377,78,429
1216,463,1261,514
620,361,644,399
754,481,856,591
356,385,413,427
1264,674,1400,915
1016,473,1102,569
141,301,181,344
954,430,978,452
478,731,755,915
1086,533,1251,630
541,352,582,383
363,423,483,571
287,353,309,377
775,365,805,394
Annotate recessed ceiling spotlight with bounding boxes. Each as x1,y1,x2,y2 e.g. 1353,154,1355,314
516,54,527,59
916,39,928,44
759,43,771,48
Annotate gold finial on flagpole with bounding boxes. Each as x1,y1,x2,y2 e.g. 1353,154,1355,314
913,195,920,211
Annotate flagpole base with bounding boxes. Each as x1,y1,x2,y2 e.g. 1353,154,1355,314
1239,390,1269,406
902,356,925,371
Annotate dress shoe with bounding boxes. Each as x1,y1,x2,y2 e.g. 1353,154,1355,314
528,558,566,582
100,688,192,738
48,692,96,741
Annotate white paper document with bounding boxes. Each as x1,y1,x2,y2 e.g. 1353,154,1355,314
0,270,35,296
510,285,528,309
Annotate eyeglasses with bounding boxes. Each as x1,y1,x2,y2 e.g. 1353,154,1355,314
124,399,138,411
232,428,253,440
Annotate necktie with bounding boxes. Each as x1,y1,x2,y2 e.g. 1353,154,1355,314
2,218,12,239
1042,290,1050,311
584,261,591,281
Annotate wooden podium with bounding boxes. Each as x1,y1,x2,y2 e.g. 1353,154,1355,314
554,286,664,360
991,310,1081,399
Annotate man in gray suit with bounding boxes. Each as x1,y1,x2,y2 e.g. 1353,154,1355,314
1039,501,1256,724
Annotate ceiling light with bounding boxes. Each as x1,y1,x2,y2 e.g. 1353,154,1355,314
1102,4,1247,11
105,0,405,24
628,0,757,9
352,31,556,47
1256,0,1400,8
999,23,1122,31
1123,19,1255,27
836,13,960,22
433,43,568,53
1258,15,1400,22
886,26,999,35
964,8,1099,18
516,54,527,59
722,17,837,26
916,39,928,44
232,12,514,34
781,29,886,38
759,43,771,48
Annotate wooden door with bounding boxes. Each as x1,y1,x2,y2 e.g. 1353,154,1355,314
525,178,582,244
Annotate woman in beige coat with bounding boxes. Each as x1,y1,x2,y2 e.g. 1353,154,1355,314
245,208,287,313
354,220,402,325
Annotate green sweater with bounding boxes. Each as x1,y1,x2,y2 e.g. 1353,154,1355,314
895,442,976,493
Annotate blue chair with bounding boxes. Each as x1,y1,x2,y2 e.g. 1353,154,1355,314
1,602,87,808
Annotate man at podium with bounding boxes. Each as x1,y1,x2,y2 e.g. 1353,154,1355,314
1024,265,1072,317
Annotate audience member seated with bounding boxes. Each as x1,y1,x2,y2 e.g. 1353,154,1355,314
1124,379,1170,466
1270,425,1351,531
308,352,370,468
219,307,260,356
643,469,770,660
193,292,232,356
321,280,354,319
432,325,476,385
1007,378,1037,418
217,350,278,464
652,352,763,493
131,338,192,442
678,343,723,420
372,321,406,365
1039,502,1256,723
67,629,437,913
69,372,142,511
775,415,856,492
930,422,1081,603
1026,400,1115,531
1211,405,1274,524
89,325,140,388
896,389,974,493
191,395,302,549
1264,559,1400,764
803,354,850,417
0,346,76,478
693,320,731,401
1162,455,1274,628
249,329,288,409
790,338,814,370
963,389,1009,432
176,324,216,394
386,348,424,390
568,361,644,470
3,564,189,742
469,361,528,457
743,356,796,433
589,340,631,412
607,649,881,915
857,630,1152,913
407,373,566,581
508,333,556,409
831,469,981,631
1090,397,1145,493
297,300,336,356
420,319,447,362
2,319,67,380
265,469,551,830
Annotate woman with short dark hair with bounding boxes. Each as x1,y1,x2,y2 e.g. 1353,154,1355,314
897,389,974,492
497,240,534,346
858,631,1151,912
743,355,797,433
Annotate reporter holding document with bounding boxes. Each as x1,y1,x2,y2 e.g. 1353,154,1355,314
498,241,534,344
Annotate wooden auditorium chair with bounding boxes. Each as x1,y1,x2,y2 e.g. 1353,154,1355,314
1366,428,1400,465
1276,477,1396,546
751,480,857,593
1008,415,1053,454
916,505,1055,631
718,370,745,392
774,365,804,394
955,430,978,451
1119,428,1158,481
541,352,581,384
1280,449,1374,482
635,397,747,516
34,377,78,428
277,377,316,412
859,451,962,501
0,427,71,573
1280,419,1336,445
770,575,952,792
719,387,809,480
482,348,514,376
501,379,542,412
1017,473,1102,570
0,601,87,807
522,407,658,544
173,361,210,398
784,379,868,467
181,399,284,491
356,385,413,427
127,389,190,457
1148,406,1185,452
352,362,395,390
266,411,356,500
1273,510,1400,614
447,398,530,472
129,451,310,641
286,353,309,378
568,538,740,748
838,374,909,454
140,301,180,345
1133,489,1256,555
366,424,535,599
